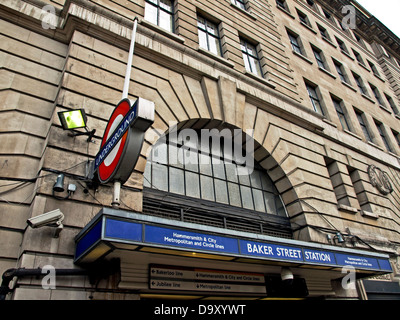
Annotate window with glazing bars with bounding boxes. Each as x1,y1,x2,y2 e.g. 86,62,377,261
370,84,384,105
385,94,400,114
288,32,303,55
353,73,368,95
332,98,351,131
334,60,348,83
240,39,263,77
144,132,287,216
232,0,247,10
355,110,372,142
306,83,325,115
197,16,222,56
375,121,393,152
312,47,326,69
144,0,174,32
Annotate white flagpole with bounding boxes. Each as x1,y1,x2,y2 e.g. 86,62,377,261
113,17,138,208
122,17,138,100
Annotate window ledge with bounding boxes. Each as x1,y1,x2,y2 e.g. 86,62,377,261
318,67,336,79
379,104,392,114
338,204,358,214
230,3,257,20
322,118,337,128
292,50,313,64
341,81,357,92
140,19,185,44
341,50,355,61
277,5,295,19
197,47,235,68
300,21,317,34
373,73,385,83
361,93,376,104
245,71,276,89
344,129,362,140
322,36,337,49
361,210,379,220
367,141,384,151
395,114,400,120
358,62,370,72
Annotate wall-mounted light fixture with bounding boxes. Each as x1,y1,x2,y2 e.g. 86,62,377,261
334,232,345,244
58,109,96,142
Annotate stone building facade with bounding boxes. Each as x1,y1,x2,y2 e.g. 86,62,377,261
0,0,399,299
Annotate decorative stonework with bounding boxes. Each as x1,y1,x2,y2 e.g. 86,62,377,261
368,165,394,195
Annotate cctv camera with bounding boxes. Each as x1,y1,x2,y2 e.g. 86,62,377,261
27,209,64,229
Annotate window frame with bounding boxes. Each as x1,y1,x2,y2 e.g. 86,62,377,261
197,15,223,57
375,120,393,152
287,30,304,55
369,83,385,106
305,82,325,116
312,45,327,70
144,0,175,33
355,109,373,142
353,72,368,96
240,38,263,77
332,96,351,132
231,0,247,11
333,59,348,83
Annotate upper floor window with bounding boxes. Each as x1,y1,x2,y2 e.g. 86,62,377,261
312,46,327,69
355,109,372,142
197,15,222,56
367,60,381,78
375,120,393,152
297,9,311,27
144,0,174,32
336,37,349,54
353,73,368,96
352,49,364,65
276,0,288,11
369,83,385,106
317,24,330,41
306,82,325,116
232,0,247,11
240,38,263,77
287,31,303,55
393,130,400,150
385,94,400,115
333,60,348,83
332,97,351,131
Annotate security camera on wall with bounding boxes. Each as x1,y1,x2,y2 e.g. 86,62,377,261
27,209,64,238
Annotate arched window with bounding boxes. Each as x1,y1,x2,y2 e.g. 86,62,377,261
143,129,287,217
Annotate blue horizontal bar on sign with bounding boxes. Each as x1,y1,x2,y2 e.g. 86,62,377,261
335,253,380,270
145,225,239,254
378,259,393,271
239,239,303,262
105,218,142,242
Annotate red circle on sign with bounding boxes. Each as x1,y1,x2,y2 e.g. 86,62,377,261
98,99,131,183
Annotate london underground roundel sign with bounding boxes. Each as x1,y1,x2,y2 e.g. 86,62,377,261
95,98,155,185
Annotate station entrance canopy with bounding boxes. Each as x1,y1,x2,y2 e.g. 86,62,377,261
74,208,392,277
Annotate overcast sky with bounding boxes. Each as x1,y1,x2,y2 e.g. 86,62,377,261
355,0,400,37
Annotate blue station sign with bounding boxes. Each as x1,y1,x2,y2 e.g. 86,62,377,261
74,209,393,275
